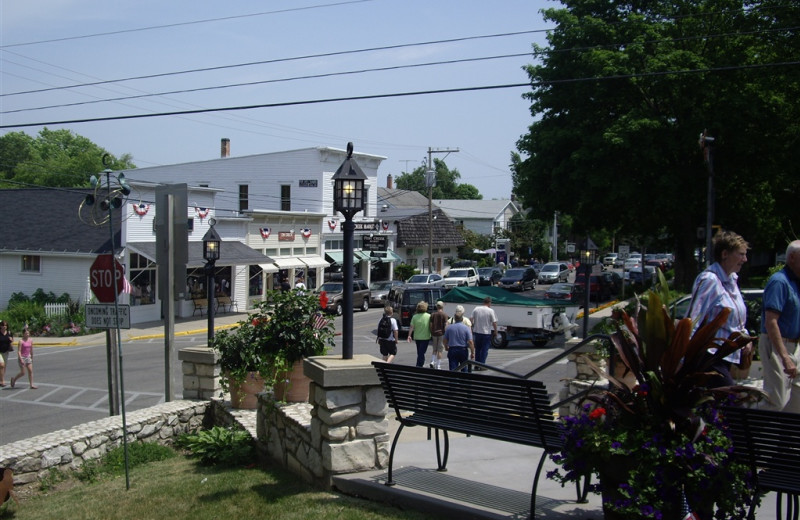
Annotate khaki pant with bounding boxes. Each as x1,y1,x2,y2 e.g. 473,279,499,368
758,333,800,413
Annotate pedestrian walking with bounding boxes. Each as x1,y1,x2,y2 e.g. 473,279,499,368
376,305,399,363
443,309,474,371
407,301,432,367
686,230,752,388
471,296,498,369
10,327,36,389
428,301,448,369
0,321,12,387
758,240,800,412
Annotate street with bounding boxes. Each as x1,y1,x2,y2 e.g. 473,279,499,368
0,279,609,446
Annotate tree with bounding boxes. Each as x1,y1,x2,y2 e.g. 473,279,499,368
0,128,136,188
513,1,800,289
395,158,482,200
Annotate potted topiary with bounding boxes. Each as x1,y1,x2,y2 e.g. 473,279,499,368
211,289,334,407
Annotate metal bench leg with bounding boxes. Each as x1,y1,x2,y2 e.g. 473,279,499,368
385,423,406,486
433,428,450,472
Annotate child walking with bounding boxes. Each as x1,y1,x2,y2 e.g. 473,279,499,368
11,328,37,389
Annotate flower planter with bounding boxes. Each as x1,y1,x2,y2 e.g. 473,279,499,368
273,360,311,403
228,371,266,409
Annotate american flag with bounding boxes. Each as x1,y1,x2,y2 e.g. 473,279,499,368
680,490,700,520
312,312,329,330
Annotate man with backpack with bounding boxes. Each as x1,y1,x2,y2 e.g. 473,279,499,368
377,305,399,363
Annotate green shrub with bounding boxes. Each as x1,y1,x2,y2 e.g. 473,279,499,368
101,441,176,474
393,263,416,282
177,426,254,466
39,467,68,492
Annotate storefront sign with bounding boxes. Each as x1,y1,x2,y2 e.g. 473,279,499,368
278,231,295,241
354,221,379,232
299,180,317,187
362,235,387,251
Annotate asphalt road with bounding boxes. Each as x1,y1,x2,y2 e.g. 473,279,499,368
0,281,606,447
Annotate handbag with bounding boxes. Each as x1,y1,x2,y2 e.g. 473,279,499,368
737,347,753,370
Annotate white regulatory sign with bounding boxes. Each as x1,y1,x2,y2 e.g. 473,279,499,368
85,304,131,329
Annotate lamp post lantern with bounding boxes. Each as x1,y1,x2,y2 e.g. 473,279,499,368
332,142,367,360
202,218,221,343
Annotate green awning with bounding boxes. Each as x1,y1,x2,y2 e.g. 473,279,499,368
325,251,368,265
368,250,403,263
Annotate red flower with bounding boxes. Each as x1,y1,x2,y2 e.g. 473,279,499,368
589,407,606,420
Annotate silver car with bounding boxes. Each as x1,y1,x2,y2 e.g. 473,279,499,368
405,273,445,288
537,262,569,284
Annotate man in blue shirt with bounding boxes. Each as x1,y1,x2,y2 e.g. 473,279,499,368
759,240,800,412
443,310,474,371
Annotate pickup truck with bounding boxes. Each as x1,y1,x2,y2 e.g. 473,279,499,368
443,267,479,289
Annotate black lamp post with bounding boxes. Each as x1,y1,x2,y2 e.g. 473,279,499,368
332,142,367,360
202,218,221,343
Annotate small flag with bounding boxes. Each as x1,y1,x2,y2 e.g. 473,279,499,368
312,312,328,330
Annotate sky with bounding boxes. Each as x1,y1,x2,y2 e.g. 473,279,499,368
0,0,554,200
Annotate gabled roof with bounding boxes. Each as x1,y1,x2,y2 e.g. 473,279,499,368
432,199,520,220
0,188,121,255
377,187,429,209
395,208,465,248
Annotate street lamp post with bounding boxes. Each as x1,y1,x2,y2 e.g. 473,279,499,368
332,142,367,360
202,218,221,343
699,130,715,267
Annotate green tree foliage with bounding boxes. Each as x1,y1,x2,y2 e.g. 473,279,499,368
395,158,482,200
0,128,135,188
513,1,800,289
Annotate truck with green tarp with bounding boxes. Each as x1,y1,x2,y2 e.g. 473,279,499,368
440,286,578,347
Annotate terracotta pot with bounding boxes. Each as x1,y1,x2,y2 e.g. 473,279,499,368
273,360,311,403
228,372,266,409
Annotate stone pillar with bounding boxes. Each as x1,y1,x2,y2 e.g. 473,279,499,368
558,339,608,417
258,354,389,489
178,346,220,400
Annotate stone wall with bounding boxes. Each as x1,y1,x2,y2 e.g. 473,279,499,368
558,340,608,417
257,355,390,488
0,400,208,488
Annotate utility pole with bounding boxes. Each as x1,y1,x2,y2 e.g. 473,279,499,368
699,130,715,267
552,211,559,261
427,147,459,274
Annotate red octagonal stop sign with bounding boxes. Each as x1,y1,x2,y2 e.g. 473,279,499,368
90,254,125,303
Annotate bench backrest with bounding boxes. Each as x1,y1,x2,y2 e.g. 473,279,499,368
194,299,208,308
372,361,560,449
723,406,800,481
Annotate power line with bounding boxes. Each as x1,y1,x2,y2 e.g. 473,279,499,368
0,0,375,49
3,60,797,130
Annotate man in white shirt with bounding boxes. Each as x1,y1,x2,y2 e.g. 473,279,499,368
471,296,498,370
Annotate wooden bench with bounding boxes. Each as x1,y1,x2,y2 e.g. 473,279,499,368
192,299,208,316
216,296,238,313
722,406,800,520
372,361,588,517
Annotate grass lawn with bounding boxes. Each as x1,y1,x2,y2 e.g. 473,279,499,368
0,453,441,520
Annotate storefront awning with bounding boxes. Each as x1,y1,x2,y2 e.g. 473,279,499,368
127,241,274,269
325,251,369,265
272,257,306,270
299,256,330,269
259,263,278,273
368,250,403,263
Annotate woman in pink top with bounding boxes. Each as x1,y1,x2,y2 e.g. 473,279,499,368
11,328,37,389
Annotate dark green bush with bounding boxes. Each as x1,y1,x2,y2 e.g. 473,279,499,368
177,426,254,466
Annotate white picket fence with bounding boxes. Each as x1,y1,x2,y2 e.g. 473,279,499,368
44,302,69,317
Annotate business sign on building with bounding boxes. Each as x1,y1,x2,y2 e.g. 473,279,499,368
362,235,387,251
299,180,318,187
354,221,379,232
278,231,295,241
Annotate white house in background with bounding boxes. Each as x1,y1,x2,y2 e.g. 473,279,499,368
432,199,521,235
115,143,395,285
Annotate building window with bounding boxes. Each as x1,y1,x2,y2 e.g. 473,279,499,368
239,185,249,212
249,266,263,297
21,255,41,273
280,185,291,211
325,239,344,250
129,253,156,306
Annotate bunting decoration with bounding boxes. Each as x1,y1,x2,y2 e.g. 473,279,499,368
259,227,271,239
328,219,337,230
382,220,389,231
301,228,312,238
195,207,210,219
132,203,150,216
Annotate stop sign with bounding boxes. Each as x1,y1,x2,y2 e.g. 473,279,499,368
90,254,125,303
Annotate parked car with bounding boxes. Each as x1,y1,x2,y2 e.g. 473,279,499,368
627,266,657,285
613,256,625,268
538,262,569,284
316,279,371,315
368,280,404,307
529,261,544,276
386,286,449,335
574,273,612,301
443,267,479,289
499,267,537,291
670,288,763,334
602,253,618,267
544,282,580,303
478,267,504,286
623,258,641,271
405,273,445,288
600,271,623,295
